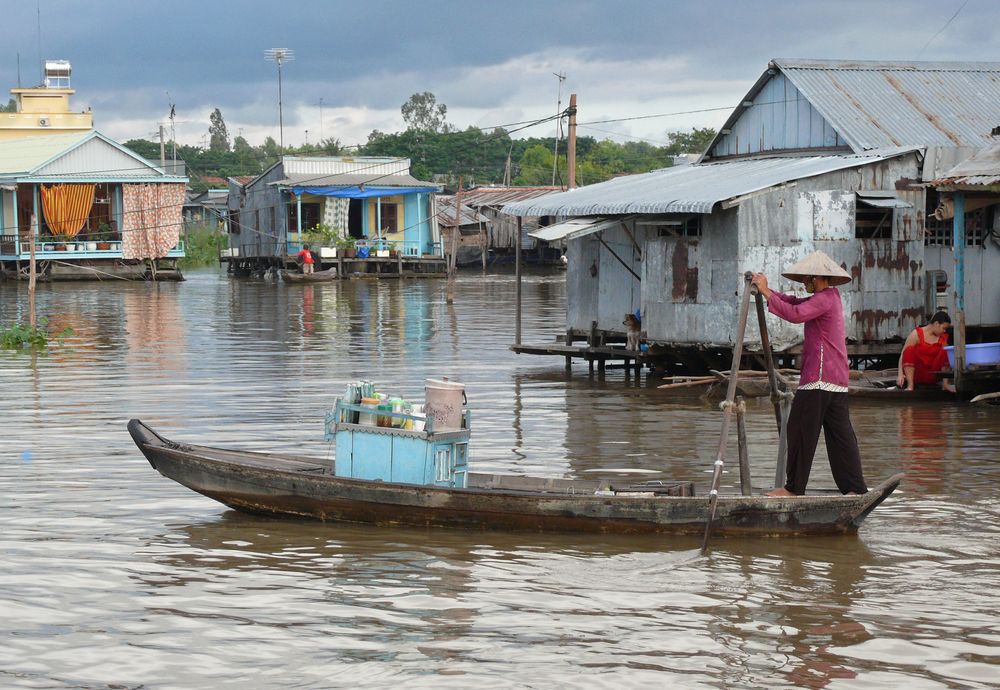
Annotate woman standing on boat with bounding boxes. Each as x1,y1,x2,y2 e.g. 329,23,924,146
751,251,868,497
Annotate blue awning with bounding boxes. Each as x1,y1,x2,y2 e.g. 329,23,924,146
291,186,432,199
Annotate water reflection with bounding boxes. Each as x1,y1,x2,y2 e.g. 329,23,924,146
1,271,999,688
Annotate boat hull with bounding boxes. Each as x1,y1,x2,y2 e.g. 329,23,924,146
128,419,901,536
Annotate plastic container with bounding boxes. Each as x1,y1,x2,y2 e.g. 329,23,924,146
424,378,466,431
944,342,1000,368
358,397,379,426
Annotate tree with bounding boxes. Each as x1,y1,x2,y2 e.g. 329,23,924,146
208,108,230,152
233,135,252,154
664,127,717,155
401,92,450,133
0,98,16,113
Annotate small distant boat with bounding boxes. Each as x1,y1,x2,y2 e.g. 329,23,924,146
281,267,338,283
720,369,957,402
127,419,902,536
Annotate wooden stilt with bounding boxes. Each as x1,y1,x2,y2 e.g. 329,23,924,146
736,396,751,496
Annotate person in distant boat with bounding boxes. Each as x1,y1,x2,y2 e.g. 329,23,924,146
896,312,954,392
297,244,315,274
751,251,868,497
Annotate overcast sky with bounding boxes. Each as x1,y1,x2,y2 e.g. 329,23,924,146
2,0,998,150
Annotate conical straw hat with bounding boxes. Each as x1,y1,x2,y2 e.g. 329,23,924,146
781,250,852,286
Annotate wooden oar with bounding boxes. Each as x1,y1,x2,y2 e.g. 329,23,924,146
657,377,716,390
701,272,755,555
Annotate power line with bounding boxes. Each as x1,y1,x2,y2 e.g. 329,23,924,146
918,0,970,59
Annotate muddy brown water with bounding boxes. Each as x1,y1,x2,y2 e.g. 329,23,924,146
1,270,998,688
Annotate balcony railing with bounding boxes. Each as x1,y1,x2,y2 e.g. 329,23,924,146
0,235,184,259
283,234,441,258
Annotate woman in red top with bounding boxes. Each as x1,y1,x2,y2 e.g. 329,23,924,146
897,311,952,391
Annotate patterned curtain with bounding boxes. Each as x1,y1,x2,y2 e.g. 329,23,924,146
121,183,186,259
323,198,350,239
40,183,96,238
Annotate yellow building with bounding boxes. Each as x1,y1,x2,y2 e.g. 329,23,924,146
0,60,93,142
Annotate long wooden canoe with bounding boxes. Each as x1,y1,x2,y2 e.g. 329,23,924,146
128,419,902,537
281,268,338,283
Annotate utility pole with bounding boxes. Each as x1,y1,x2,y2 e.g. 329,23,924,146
318,97,324,142
159,125,166,169
551,72,566,185
447,178,462,304
567,94,578,190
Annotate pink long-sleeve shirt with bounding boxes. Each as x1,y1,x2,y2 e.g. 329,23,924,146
768,287,850,389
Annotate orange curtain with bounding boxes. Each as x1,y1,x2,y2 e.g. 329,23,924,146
40,183,96,238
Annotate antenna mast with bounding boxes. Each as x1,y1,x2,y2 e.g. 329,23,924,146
551,72,566,186
264,48,295,151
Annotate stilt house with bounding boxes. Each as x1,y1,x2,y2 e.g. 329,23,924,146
503,59,1000,367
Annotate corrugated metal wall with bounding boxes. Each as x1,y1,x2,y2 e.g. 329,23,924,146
924,205,1000,328
739,154,926,348
38,138,165,178
284,157,410,177
710,73,847,158
642,209,739,343
231,164,286,258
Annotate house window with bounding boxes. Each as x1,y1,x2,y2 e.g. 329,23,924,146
924,192,998,247
377,203,399,235
229,210,241,235
287,201,321,232
855,205,892,239
648,216,701,238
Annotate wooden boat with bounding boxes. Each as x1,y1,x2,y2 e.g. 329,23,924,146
722,369,957,402
281,267,338,283
127,419,902,536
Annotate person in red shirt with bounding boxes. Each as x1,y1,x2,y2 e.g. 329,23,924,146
296,244,315,274
897,311,953,391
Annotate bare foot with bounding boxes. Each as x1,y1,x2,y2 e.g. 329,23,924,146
767,487,796,497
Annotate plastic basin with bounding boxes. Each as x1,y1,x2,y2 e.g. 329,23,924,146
944,342,1000,368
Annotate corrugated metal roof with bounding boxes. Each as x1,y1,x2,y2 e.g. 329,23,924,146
0,131,91,173
436,196,490,226
459,186,563,208
529,217,622,242
275,172,438,188
932,139,1000,187
774,58,1000,151
502,148,919,217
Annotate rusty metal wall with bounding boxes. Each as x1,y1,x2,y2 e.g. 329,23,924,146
642,209,739,343
740,153,926,348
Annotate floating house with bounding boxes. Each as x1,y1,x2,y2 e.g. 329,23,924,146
0,59,187,281
503,59,1000,371
453,186,564,265
0,131,188,281
224,156,444,276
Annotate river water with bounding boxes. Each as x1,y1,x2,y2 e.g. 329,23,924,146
1,270,998,689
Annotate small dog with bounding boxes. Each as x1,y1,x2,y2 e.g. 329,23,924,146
623,313,641,351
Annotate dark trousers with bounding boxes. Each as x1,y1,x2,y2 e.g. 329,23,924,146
784,389,867,495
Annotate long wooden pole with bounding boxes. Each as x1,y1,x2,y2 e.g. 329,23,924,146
515,215,522,345
701,272,755,555
736,396,751,496
567,94,577,190
446,178,462,305
752,288,792,487
28,213,37,329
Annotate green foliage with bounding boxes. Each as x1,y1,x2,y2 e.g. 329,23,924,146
1,97,17,113
401,92,450,133
122,101,716,192
664,127,717,155
179,225,228,268
304,223,339,247
209,108,230,152
0,317,73,352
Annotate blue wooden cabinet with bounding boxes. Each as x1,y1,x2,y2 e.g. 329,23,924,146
325,400,469,488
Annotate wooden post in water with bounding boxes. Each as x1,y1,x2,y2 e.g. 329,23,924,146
952,192,966,393
28,213,37,329
736,396,751,496
515,215,522,345
447,178,462,304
